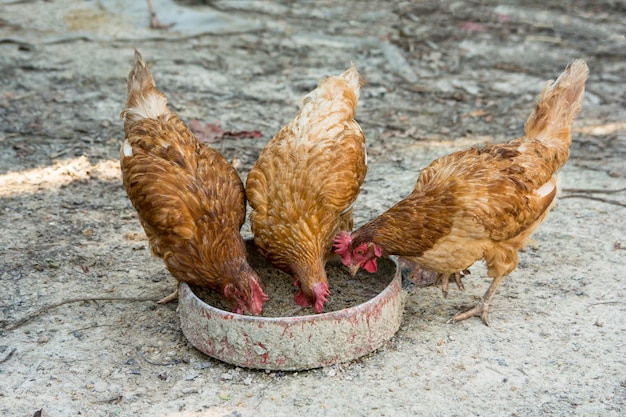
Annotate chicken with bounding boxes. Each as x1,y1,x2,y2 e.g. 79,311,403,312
335,59,589,325
245,66,367,313
120,50,268,314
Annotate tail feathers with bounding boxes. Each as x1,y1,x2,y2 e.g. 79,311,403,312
120,49,169,126
300,65,361,112
524,59,589,158
338,64,361,100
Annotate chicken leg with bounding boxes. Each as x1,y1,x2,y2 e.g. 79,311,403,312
400,258,438,287
402,257,468,297
156,283,179,304
447,274,505,326
435,269,470,298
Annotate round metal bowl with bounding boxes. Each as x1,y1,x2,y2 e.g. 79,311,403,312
177,241,404,371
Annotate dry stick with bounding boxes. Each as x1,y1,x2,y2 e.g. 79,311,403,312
4,296,162,331
562,187,626,194
138,351,181,367
586,301,626,310
94,393,124,404
559,194,626,207
69,323,117,334
0,346,16,363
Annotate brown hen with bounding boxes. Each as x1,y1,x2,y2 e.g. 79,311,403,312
335,59,589,325
245,66,367,313
120,50,267,314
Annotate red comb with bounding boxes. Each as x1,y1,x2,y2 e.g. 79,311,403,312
312,282,330,314
250,279,269,315
333,231,352,256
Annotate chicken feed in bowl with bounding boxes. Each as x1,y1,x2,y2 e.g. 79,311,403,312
178,240,404,371
193,242,392,317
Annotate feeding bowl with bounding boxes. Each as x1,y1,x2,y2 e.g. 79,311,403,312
177,240,404,371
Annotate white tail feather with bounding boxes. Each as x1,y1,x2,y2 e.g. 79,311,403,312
120,49,169,125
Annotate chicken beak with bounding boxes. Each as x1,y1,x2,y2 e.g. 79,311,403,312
349,264,360,276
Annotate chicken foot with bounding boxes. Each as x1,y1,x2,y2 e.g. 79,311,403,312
436,269,470,298
156,284,179,304
401,257,469,297
400,258,438,287
447,274,505,326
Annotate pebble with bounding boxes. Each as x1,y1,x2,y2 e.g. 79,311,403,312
221,372,234,380
294,397,313,407
185,372,199,381
192,361,212,370
182,387,199,394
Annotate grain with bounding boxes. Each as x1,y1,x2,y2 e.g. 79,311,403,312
192,240,395,317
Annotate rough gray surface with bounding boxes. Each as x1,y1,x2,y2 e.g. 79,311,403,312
1,1,625,416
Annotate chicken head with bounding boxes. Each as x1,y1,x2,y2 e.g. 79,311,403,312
334,231,382,275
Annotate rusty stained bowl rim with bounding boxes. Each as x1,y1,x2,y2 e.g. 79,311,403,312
178,256,404,371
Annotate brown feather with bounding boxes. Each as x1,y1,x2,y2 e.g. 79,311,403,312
351,60,588,282
120,50,266,314
246,66,367,309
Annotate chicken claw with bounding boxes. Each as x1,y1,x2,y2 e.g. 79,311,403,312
447,301,490,326
447,274,504,326
400,258,438,287
156,286,179,304
435,269,470,298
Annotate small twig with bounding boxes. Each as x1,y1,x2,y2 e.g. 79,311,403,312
5,92,37,101
94,393,123,404
0,346,16,363
559,194,626,207
4,296,162,331
253,381,270,409
0,133,20,142
486,366,507,377
586,301,626,310
69,323,117,334
49,147,76,159
138,351,181,366
14,360,43,390
562,187,626,194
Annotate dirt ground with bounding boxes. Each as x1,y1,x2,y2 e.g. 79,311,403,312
1,0,625,416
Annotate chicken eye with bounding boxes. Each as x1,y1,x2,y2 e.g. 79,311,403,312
355,249,364,256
